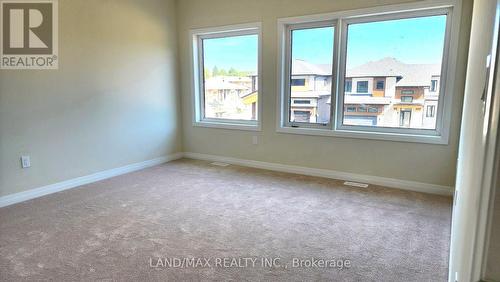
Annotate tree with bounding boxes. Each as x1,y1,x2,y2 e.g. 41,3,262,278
228,67,238,76
219,68,227,76
204,68,212,79
212,66,219,77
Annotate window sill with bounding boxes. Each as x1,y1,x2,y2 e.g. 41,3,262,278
193,120,261,131
276,126,448,145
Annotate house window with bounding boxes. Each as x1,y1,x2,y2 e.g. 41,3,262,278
426,105,436,117
291,79,306,86
294,99,311,104
431,79,439,92
356,81,368,93
287,24,335,125
401,90,415,95
376,80,385,90
345,80,352,92
358,106,367,112
192,23,261,130
401,96,413,103
278,4,456,144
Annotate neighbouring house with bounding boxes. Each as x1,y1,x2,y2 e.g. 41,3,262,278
205,58,440,128
287,57,441,128
204,76,255,120
289,59,333,123
345,57,441,129
240,74,259,120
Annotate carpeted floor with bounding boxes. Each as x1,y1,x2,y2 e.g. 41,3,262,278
0,159,452,281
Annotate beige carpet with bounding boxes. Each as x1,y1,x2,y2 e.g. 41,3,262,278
0,159,452,281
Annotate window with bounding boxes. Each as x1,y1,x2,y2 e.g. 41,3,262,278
287,24,335,125
345,80,352,92
294,99,311,104
356,81,368,93
427,105,436,117
376,80,385,90
278,4,457,144
291,79,306,86
401,96,413,103
431,79,438,92
341,13,448,132
401,90,415,95
192,23,261,130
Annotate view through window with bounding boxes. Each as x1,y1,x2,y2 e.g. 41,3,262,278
289,26,334,124
202,34,258,121
341,15,447,129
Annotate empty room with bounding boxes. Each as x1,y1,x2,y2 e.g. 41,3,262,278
1,0,500,281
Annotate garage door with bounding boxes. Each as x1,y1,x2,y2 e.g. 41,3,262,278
293,111,311,122
344,116,377,126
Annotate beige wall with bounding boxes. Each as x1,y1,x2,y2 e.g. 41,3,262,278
485,169,500,281
0,0,182,197
176,0,472,187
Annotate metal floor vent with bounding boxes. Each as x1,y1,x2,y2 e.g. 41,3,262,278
210,162,230,167
343,181,369,188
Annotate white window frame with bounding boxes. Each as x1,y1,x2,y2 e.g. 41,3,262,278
276,0,462,144
190,22,262,131
282,20,338,129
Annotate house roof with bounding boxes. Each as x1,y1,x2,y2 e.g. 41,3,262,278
292,59,332,76
396,63,441,87
346,57,441,87
292,57,440,87
204,77,249,91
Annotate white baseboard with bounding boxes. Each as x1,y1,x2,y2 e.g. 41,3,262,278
183,152,454,196
0,151,452,209
0,153,183,208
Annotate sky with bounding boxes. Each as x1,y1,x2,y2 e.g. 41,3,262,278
202,15,447,72
203,34,258,72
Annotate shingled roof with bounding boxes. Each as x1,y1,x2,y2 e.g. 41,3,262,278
292,59,332,75
293,57,441,87
346,57,441,87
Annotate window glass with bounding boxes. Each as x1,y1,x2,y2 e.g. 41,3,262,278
401,96,413,103
376,80,385,90
202,34,258,120
345,80,352,92
356,81,368,93
291,79,306,86
294,99,311,104
431,79,438,92
289,26,334,124
426,105,436,117
342,15,447,130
